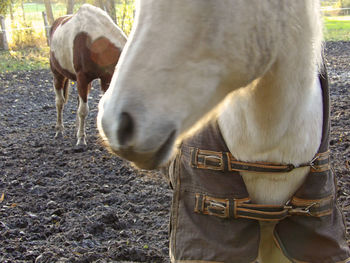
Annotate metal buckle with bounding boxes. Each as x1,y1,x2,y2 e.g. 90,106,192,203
203,155,222,170
309,155,320,170
285,202,317,216
207,199,228,218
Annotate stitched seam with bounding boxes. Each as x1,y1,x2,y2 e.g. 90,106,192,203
171,149,182,261
230,160,290,169
237,207,287,216
237,215,287,221
291,195,332,205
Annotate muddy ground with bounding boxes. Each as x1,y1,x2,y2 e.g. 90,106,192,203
0,41,350,263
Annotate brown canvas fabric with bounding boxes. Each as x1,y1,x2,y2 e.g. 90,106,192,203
273,66,350,263
167,70,350,263
169,122,259,263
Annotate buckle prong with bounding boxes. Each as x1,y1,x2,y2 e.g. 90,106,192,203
285,202,317,216
310,155,320,170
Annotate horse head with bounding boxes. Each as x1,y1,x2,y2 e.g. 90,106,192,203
97,0,321,169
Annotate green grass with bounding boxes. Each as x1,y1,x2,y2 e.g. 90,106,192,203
324,16,350,41
0,47,49,72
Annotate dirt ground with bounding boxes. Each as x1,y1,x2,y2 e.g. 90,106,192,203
0,41,349,263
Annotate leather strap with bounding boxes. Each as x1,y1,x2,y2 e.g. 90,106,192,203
190,147,331,221
190,147,330,174
194,193,333,221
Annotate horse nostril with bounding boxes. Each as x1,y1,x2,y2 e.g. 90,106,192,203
117,112,135,147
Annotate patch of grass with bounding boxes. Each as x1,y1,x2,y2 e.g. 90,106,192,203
0,47,49,72
324,16,350,41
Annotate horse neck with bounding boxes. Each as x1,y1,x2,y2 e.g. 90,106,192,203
218,62,324,166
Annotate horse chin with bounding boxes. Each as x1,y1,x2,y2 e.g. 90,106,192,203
109,129,177,170
121,152,164,170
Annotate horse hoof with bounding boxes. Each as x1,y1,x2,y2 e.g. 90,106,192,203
54,132,64,139
76,137,87,146
73,143,87,152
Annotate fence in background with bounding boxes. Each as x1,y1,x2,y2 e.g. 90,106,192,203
0,2,135,50
0,11,50,50
1,6,349,50
322,7,350,15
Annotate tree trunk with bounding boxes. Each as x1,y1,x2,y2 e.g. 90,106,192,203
95,0,105,10
121,0,127,30
94,0,116,22
107,0,116,23
42,11,50,46
21,0,26,21
67,0,75,15
0,16,9,50
9,0,14,20
44,0,54,25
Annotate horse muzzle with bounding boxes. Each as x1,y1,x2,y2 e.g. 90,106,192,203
98,100,178,170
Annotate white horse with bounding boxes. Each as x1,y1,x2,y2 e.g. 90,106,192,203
97,1,344,262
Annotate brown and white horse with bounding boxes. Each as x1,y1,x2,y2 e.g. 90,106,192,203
97,1,347,262
50,4,127,146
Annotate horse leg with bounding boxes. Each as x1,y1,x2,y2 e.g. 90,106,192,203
53,73,69,138
100,75,112,94
76,73,90,146
257,222,289,263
